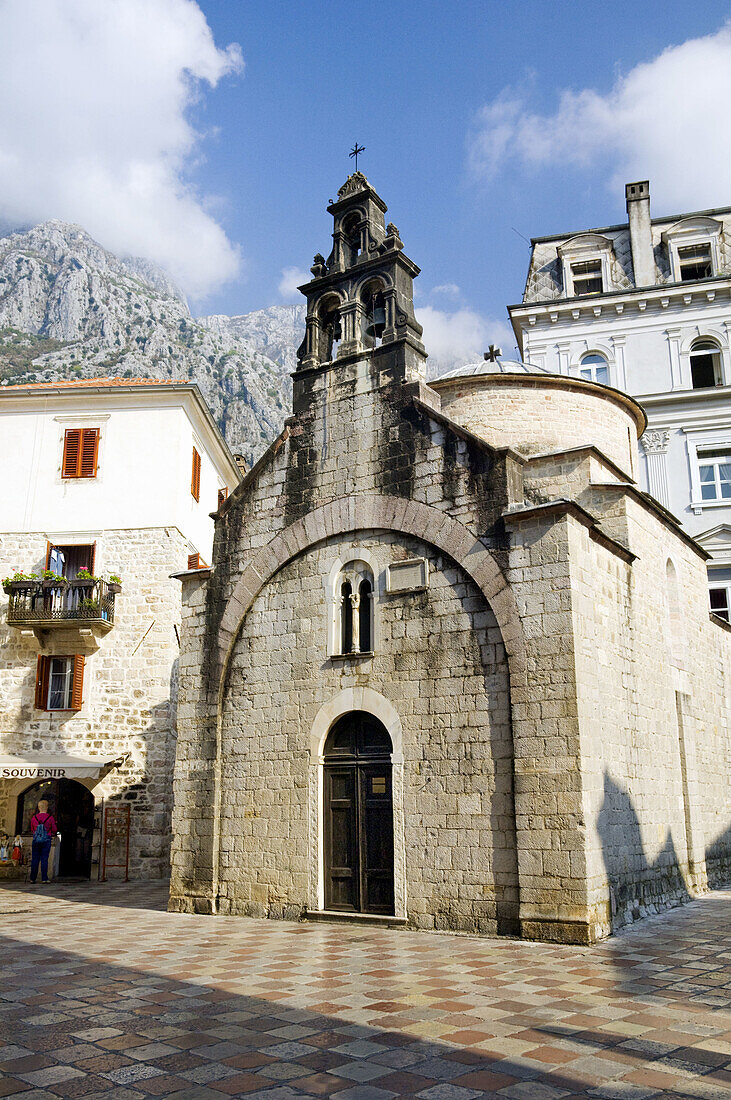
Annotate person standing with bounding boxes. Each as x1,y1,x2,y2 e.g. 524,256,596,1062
29,799,57,884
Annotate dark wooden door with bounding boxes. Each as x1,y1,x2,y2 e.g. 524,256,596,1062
359,764,394,914
324,766,358,910
323,712,394,915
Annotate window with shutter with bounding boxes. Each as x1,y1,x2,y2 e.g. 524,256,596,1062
191,447,201,500
35,655,83,710
34,656,50,710
217,486,228,509
187,552,207,570
62,428,99,478
70,655,85,711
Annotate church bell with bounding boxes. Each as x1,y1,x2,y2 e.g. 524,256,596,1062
364,296,386,340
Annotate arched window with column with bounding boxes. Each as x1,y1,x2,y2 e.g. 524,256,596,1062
333,560,375,656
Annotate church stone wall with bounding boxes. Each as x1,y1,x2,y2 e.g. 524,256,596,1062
193,531,516,934
434,376,641,478
567,495,731,932
0,526,187,879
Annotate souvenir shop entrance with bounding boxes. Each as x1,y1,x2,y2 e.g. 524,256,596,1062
16,778,94,879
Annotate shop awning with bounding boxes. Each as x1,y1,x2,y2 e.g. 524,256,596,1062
0,754,125,780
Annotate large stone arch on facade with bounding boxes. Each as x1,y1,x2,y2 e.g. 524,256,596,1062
206,493,528,920
216,493,526,699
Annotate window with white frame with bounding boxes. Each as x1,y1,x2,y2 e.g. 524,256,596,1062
698,451,731,502
48,657,74,710
678,242,713,282
709,585,730,622
579,352,609,384
689,339,722,389
571,259,603,296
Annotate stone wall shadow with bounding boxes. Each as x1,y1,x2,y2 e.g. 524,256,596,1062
0,910,695,1099
597,770,691,933
706,823,731,888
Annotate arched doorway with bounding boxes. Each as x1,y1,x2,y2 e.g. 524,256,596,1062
16,779,95,879
323,711,394,914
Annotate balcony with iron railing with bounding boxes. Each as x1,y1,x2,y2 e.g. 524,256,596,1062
4,575,120,654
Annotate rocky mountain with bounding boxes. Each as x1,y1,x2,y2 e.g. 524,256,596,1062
0,222,298,463
0,221,469,465
199,305,306,377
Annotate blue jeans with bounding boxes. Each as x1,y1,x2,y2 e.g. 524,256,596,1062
30,838,52,882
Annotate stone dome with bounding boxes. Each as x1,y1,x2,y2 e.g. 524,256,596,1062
430,355,646,478
436,355,554,381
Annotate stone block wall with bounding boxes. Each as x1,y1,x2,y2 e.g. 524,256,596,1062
210,531,515,934
434,375,641,478
566,490,731,931
0,526,188,879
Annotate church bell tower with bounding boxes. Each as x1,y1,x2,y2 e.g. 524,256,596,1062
296,173,426,380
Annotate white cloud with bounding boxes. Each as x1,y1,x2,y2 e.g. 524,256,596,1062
468,23,731,210
278,266,309,301
431,283,461,299
0,0,243,299
417,304,513,374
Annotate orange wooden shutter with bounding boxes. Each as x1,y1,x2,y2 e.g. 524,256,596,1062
88,542,96,574
191,447,201,500
45,541,53,570
70,655,85,711
62,429,81,477
34,656,50,710
217,486,228,509
80,429,99,477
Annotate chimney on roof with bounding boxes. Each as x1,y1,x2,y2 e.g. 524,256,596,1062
625,180,654,288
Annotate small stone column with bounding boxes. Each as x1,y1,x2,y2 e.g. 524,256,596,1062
350,592,361,652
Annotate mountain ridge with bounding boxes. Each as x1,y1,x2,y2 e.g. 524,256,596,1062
0,220,468,464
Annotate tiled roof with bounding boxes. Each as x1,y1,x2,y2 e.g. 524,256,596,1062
0,377,187,390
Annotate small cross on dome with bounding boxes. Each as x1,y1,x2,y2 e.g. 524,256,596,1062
484,345,502,362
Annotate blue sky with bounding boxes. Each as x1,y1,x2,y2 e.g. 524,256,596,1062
1,0,730,360
190,0,731,350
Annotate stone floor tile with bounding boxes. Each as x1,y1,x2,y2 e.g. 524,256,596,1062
0,1081,31,1097
16,1070,83,1089
331,1088,397,1100
0,883,729,1100
416,1085,483,1100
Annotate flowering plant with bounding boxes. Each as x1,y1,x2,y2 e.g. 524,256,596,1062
75,568,99,583
41,569,67,584
2,571,39,592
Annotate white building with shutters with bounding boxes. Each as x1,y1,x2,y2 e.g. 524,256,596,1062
508,182,731,620
0,378,240,882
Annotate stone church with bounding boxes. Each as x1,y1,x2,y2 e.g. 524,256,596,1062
170,174,730,943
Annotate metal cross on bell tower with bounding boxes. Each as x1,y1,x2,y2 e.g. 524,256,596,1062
349,142,365,172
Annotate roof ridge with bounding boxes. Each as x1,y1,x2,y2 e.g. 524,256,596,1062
0,377,188,390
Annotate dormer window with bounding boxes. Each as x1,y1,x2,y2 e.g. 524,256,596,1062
558,234,615,299
571,260,603,296
678,243,713,282
662,217,721,283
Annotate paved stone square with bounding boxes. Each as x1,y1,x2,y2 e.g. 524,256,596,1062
0,883,729,1099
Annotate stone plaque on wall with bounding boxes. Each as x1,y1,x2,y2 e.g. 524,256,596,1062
387,557,428,593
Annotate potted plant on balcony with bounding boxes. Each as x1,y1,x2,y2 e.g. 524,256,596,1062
71,567,98,590
41,569,68,590
2,571,39,594
107,574,122,595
